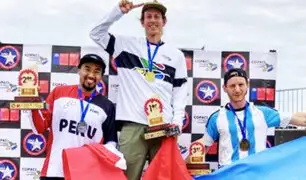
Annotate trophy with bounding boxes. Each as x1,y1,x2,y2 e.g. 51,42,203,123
9,65,45,110
143,96,180,140
186,139,211,175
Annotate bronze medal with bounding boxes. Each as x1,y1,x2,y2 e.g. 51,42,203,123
240,139,250,151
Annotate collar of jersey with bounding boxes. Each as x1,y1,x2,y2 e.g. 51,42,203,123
225,103,247,112
147,40,165,46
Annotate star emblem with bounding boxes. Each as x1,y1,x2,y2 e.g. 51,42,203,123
1,51,16,65
0,166,14,179
28,138,43,151
199,86,215,99
228,59,243,68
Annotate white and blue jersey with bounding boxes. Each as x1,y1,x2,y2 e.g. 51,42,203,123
203,103,291,166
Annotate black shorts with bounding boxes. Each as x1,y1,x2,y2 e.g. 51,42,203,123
40,177,64,180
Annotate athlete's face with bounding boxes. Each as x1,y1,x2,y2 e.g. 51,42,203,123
142,9,166,37
78,62,102,92
223,77,248,103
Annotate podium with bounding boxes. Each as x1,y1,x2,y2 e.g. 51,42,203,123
274,128,306,145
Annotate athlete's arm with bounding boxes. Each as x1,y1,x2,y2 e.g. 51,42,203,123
102,103,118,147
171,51,188,131
30,87,56,134
203,111,219,147
289,112,306,126
89,2,143,57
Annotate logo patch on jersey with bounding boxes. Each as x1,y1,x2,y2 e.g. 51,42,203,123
89,108,99,115
195,80,219,104
23,132,46,156
135,57,169,81
182,111,190,130
0,46,21,70
62,99,77,110
223,53,247,72
162,54,171,61
0,159,18,180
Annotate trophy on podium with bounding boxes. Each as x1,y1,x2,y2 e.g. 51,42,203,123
9,65,45,110
186,139,211,175
143,96,180,140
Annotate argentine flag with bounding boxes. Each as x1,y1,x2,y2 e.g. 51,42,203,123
195,136,306,180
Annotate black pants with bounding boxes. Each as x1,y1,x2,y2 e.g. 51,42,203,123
40,177,64,180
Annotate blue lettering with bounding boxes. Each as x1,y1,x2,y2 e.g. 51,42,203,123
59,119,68,131
59,119,97,139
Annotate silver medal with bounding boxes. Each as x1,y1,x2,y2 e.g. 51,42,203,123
77,121,87,133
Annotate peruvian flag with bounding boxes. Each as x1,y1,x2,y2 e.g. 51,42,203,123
62,143,127,180
142,137,193,180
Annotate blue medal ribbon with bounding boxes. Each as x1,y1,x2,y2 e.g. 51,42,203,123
78,87,96,124
228,103,249,140
147,39,160,72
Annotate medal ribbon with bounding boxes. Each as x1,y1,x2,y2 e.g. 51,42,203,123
147,39,160,72
228,102,249,140
78,87,96,123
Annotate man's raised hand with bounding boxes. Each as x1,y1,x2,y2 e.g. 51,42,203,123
119,0,144,14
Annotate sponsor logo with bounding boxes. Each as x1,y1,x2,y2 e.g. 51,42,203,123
0,160,18,180
195,80,219,104
23,132,46,156
0,46,20,69
223,53,247,71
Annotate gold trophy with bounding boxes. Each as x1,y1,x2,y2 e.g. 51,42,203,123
143,96,180,140
186,139,211,175
9,65,45,110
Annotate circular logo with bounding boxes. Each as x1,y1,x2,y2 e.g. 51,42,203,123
0,46,21,70
23,132,46,156
189,141,205,156
0,159,18,180
223,53,247,72
182,111,190,130
96,80,107,96
195,80,219,104
144,98,163,116
111,56,117,72
18,69,38,86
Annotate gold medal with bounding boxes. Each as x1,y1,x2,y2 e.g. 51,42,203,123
240,139,250,151
146,71,155,82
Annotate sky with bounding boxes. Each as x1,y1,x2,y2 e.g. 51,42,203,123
0,0,306,90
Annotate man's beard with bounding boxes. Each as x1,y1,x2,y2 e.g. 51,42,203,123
82,83,96,92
